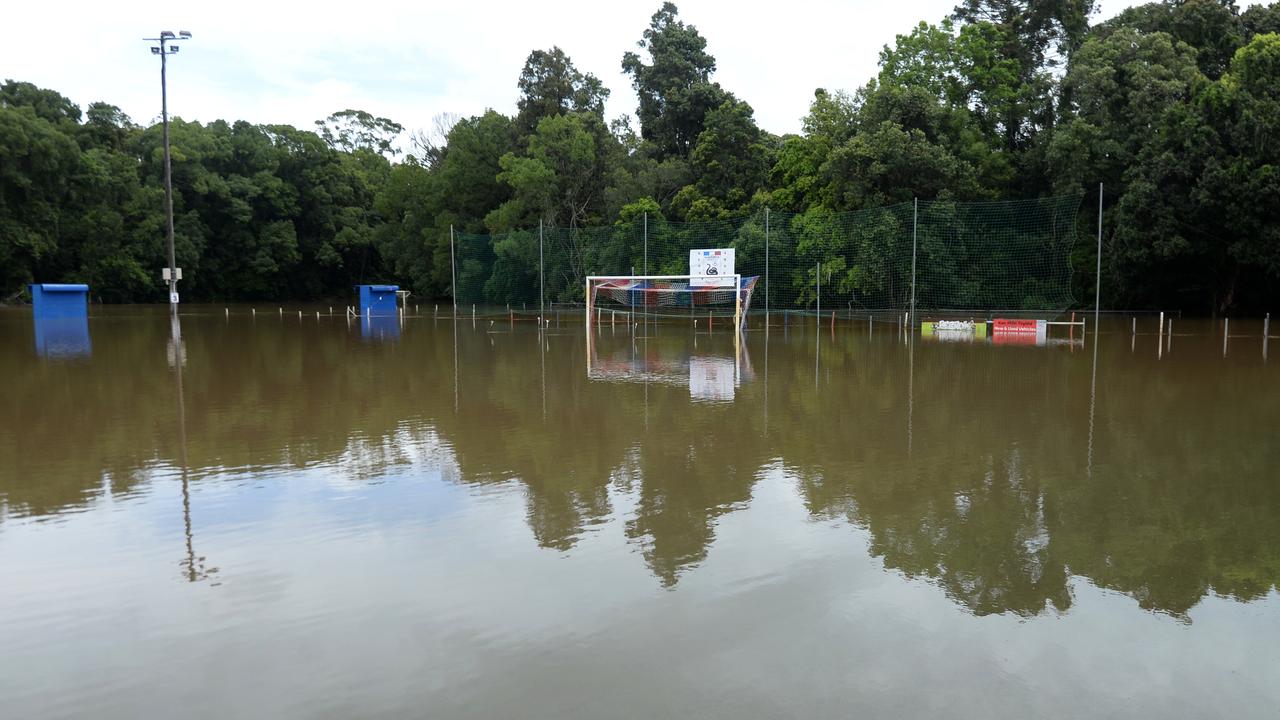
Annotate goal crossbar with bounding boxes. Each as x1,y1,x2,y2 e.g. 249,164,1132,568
585,275,755,330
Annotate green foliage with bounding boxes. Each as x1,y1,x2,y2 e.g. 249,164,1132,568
622,2,732,160
492,113,601,230
516,47,610,134
681,98,770,217
315,109,403,156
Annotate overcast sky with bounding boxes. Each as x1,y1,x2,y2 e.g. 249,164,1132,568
4,0,1144,139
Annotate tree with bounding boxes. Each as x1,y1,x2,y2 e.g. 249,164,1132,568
409,112,460,170
1090,30,1280,312
672,98,770,219
515,48,609,135
435,110,518,232
315,109,403,157
80,103,136,152
1051,27,1203,192
1191,32,1280,309
0,104,83,296
375,159,445,296
952,0,1095,67
821,120,981,210
492,113,615,231
0,80,82,125
1102,0,1253,79
950,0,1096,152
622,2,731,160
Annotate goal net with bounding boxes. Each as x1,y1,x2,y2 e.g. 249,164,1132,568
585,275,758,327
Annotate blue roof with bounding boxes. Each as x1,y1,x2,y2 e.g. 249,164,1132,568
33,284,89,293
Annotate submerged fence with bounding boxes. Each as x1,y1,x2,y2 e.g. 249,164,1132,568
449,194,1084,319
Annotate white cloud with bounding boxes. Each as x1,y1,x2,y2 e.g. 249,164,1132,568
2,0,1147,138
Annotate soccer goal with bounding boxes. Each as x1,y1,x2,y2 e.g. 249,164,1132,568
584,275,759,330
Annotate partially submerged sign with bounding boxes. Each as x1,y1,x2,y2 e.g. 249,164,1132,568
688,249,735,288
992,318,1047,346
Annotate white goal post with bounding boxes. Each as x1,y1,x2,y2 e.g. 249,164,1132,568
584,274,758,331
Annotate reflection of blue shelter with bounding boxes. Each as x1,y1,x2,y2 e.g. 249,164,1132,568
31,283,89,318
361,314,400,341
355,285,399,317
30,284,91,358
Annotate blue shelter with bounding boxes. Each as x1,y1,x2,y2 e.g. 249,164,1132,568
356,285,399,317
34,317,92,358
31,283,89,318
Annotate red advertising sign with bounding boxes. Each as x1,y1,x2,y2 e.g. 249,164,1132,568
992,318,1039,333
991,318,1047,346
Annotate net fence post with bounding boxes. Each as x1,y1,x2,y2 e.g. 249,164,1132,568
910,197,918,325
449,224,457,319
539,219,545,323
764,207,770,325
735,274,742,376
585,277,593,372
1094,183,1103,344
816,261,821,330
735,274,742,329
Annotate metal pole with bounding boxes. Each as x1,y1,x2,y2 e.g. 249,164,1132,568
910,197,918,324
764,207,770,322
449,225,457,318
1264,312,1270,361
1094,183,1103,342
735,274,742,341
643,212,647,332
160,40,177,311
539,219,544,322
1158,310,1164,359
815,262,821,331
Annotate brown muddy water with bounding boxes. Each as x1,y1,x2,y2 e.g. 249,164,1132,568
1,305,1277,719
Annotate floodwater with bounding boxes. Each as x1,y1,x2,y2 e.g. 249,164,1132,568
1,305,1277,719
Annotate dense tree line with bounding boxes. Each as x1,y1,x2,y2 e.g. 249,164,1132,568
2,0,1277,311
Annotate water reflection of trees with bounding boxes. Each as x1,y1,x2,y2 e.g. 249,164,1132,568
2,312,1277,617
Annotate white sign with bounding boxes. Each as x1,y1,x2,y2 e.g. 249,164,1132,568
169,292,180,304
161,267,183,281
688,248,735,288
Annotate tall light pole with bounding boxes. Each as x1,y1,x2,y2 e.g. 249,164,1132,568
145,30,192,312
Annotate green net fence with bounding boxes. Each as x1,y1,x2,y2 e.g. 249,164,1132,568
448,194,1083,319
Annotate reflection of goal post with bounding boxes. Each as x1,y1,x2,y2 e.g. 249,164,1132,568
584,275,757,330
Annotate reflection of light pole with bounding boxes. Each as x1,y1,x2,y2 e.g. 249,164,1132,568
145,30,192,312
170,313,215,583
